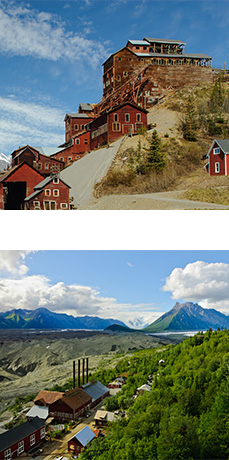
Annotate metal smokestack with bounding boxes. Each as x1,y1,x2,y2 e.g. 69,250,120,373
73,361,76,389
86,357,89,383
78,359,81,387
82,358,85,385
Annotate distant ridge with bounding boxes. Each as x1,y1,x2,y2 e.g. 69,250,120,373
105,324,138,333
0,307,126,330
144,302,229,332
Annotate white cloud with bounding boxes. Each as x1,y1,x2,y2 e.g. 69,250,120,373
0,1,108,66
0,273,155,327
127,261,134,267
0,250,34,275
163,261,229,313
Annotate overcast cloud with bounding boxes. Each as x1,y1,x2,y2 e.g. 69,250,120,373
163,261,229,313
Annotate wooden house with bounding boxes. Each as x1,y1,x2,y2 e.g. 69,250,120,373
89,102,148,150
0,162,45,210
0,417,45,460
94,410,116,426
24,174,71,210
205,139,229,176
34,388,92,420
108,377,126,389
64,113,93,142
11,145,64,177
67,426,96,455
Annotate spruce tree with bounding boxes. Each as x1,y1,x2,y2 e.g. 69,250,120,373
144,130,166,172
181,94,198,141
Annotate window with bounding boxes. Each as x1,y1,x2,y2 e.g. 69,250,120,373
33,201,40,208
143,46,147,50
136,46,140,49
75,139,80,145
60,157,64,162
215,162,220,173
45,189,51,196
113,123,121,131
125,113,130,122
136,113,141,122
81,124,85,130
123,71,128,77
213,147,220,155
118,57,122,61
37,162,42,170
74,124,79,130
68,157,72,161
44,201,56,210
145,91,150,96
129,58,132,61
84,139,88,144
30,434,35,446
4,449,11,460
18,441,24,454
53,189,59,197
114,113,118,122
53,177,59,184
117,75,121,81
60,203,68,209
40,427,46,439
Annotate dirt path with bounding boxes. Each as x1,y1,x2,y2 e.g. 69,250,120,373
81,190,229,210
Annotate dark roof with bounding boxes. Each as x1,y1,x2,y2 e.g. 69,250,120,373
63,388,92,411
79,103,93,112
82,380,109,402
144,37,186,45
0,417,45,451
64,113,91,120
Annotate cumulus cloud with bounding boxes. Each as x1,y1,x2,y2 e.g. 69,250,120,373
163,261,229,313
0,273,156,327
0,1,108,66
0,250,34,275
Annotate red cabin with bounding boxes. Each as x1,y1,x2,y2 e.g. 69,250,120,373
24,175,71,210
205,139,229,176
0,417,45,460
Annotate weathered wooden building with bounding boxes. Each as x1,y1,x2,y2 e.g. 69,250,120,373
11,145,65,177
34,388,92,420
99,37,213,112
68,426,96,455
205,139,229,176
0,417,45,460
64,113,94,142
24,174,71,210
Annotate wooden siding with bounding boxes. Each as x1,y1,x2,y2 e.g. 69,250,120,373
26,179,70,210
0,427,45,459
209,142,226,176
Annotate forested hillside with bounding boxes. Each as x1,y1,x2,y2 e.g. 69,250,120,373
82,329,229,460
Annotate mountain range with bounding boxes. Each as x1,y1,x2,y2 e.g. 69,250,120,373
0,153,10,171
0,308,126,330
144,302,229,332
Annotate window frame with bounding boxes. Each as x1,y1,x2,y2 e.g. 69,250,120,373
136,113,141,122
45,189,51,196
40,427,46,439
215,162,220,173
74,124,79,130
213,147,220,155
125,113,130,122
18,441,24,454
114,113,119,122
75,138,80,145
60,203,68,209
30,433,36,446
4,449,11,460
53,189,59,197
53,177,59,184
112,122,121,132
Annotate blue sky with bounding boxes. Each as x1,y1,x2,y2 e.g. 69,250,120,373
1,250,229,327
0,0,228,156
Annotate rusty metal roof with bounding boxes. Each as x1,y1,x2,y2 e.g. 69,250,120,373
34,390,64,405
63,388,92,411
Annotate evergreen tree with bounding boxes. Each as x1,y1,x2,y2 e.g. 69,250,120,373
144,130,166,172
181,94,198,141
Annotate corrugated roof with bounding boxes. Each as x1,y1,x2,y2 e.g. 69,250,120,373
73,426,95,447
95,410,115,422
135,52,212,59
0,417,45,451
215,139,229,153
79,103,93,111
34,390,64,405
144,37,186,45
26,405,49,420
82,380,109,402
24,189,42,202
63,388,91,411
65,113,90,119
128,40,150,46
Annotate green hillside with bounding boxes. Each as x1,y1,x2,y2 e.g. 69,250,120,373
82,328,229,460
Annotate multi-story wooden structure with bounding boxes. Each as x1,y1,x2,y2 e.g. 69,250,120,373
100,37,213,111
11,146,65,177
24,174,71,210
34,388,92,420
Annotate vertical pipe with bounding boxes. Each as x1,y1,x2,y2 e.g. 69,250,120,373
78,359,81,388
86,357,89,383
82,358,85,385
73,360,76,389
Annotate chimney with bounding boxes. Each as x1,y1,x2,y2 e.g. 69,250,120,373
73,361,76,389
82,358,85,385
86,357,89,383
78,359,81,387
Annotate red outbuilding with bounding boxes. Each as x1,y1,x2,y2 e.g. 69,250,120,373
0,417,45,460
205,139,229,176
89,102,148,150
24,174,71,210
68,426,96,456
0,162,45,210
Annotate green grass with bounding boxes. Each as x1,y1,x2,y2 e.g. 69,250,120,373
184,187,229,205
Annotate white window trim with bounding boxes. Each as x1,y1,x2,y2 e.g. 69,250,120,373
60,203,68,209
213,147,220,155
30,433,36,446
18,441,24,454
215,162,220,173
40,427,46,439
53,189,59,197
4,449,11,460
125,113,130,122
53,177,59,184
75,139,80,145
136,113,141,122
45,189,51,196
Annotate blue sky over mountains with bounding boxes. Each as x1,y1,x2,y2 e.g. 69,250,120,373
1,250,229,328
0,0,228,155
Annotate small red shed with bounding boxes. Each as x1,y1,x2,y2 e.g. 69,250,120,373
0,417,45,460
205,139,229,176
24,174,71,210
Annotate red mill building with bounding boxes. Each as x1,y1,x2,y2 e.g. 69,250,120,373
99,37,213,112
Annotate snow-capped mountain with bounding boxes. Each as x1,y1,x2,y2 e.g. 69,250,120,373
0,153,10,171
